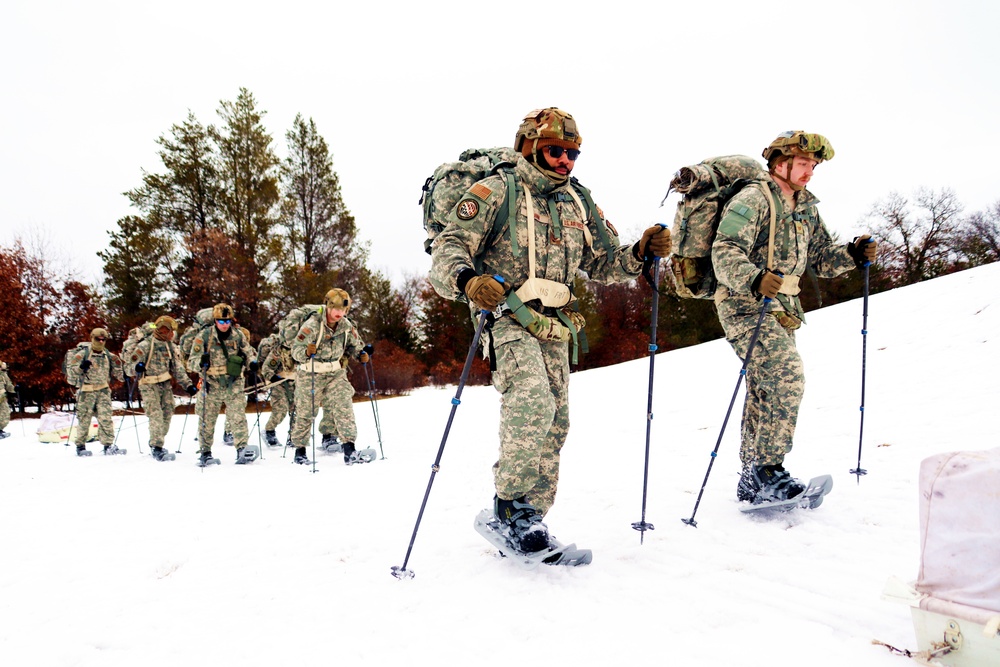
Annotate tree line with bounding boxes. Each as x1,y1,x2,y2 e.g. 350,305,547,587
2,89,997,410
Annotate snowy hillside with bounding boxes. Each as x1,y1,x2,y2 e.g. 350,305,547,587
1,263,997,667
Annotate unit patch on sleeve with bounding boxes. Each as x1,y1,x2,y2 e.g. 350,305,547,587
456,199,479,220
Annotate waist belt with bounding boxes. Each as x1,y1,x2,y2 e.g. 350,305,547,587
298,361,340,373
778,274,801,296
207,367,229,377
138,371,171,385
277,370,297,380
80,382,109,391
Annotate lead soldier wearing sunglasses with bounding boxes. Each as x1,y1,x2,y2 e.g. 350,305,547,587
711,131,878,505
428,107,671,559
64,327,125,456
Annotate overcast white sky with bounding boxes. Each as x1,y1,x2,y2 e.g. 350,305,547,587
2,1,997,289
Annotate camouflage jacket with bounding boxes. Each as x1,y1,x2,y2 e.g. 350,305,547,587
65,344,124,390
184,326,256,376
127,337,190,387
429,155,642,308
712,178,856,335
259,333,296,380
1,369,13,394
290,313,364,368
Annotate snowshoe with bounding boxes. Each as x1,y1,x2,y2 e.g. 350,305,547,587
264,430,279,447
341,442,375,465
151,446,175,462
223,432,234,446
494,496,549,552
0,429,10,439
196,450,221,467
473,509,593,569
103,444,126,456
737,464,806,504
740,475,834,514
76,446,92,457
235,445,260,465
321,433,342,453
293,447,311,465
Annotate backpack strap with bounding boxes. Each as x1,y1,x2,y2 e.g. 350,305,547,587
570,179,615,254
487,167,520,259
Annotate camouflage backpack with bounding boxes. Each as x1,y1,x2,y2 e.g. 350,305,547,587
122,322,155,377
419,147,615,257
663,155,774,299
177,308,215,365
277,305,324,348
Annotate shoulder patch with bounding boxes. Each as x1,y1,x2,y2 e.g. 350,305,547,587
605,220,618,236
456,199,479,220
469,183,493,200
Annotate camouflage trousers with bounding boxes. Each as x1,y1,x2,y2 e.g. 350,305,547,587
196,376,248,452
265,380,294,431
0,398,9,431
291,369,356,447
139,380,176,448
490,318,570,516
726,313,804,468
74,387,115,446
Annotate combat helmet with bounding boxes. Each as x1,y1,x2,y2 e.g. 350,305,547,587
762,131,834,168
325,288,351,314
515,107,582,158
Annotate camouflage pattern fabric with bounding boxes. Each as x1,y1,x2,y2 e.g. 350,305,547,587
712,176,856,468
429,153,642,515
186,326,256,453
0,368,13,430
195,377,248,451
65,345,124,390
265,380,294,432
140,382,178,448
73,387,116,446
289,314,365,447
128,337,190,387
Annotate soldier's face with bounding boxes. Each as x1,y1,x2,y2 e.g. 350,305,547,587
539,144,577,176
215,319,232,333
783,156,818,189
326,308,346,324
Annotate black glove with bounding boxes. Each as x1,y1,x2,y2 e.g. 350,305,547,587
363,343,374,357
847,234,877,269
135,362,146,376
199,353,210,370
79,359,92,372
187,384,198,396
248,360,259,374
270,375,281,384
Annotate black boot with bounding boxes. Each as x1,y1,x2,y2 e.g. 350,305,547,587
264,430,278,446
322,433,341,452
223,432,234,446
76,445,92,457
342,441,359,465
0,429,10,439
198,450,215,466
494,496,549,553
294,447,310,465
151,446,169,461
738,464,806,504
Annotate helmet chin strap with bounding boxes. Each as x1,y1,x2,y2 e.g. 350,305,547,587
528,140,570,184
772,158,804,192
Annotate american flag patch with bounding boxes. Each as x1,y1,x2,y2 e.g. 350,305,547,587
469,183,492,200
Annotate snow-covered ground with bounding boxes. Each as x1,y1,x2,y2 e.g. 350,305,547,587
1,264,997,667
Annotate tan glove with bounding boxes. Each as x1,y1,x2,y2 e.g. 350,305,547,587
358,352,370,364
464,275,506,311
753,269,784,300
848,234,877,267
637,225,672,259
306,343,317,357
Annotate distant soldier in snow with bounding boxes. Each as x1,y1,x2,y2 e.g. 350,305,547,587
711,131,877,504
64,328,125,456
125,316,196,461
0,361,15,439
288,289,370,465
185,304,257,466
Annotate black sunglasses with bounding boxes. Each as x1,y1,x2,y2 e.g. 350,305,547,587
544,145,580,161
216,319,232,325
93,336,107,341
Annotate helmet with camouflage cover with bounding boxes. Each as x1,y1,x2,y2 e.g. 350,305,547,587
763,131,835,169
212,303,234,320
325,288,351,314
515,107,582,158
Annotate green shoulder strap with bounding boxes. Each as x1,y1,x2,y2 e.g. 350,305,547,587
487,166,520,258
570,178,615,253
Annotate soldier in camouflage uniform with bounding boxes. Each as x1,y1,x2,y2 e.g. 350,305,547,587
65,328,125,456
428,108,671,553
711,131,877,503
289,289,369,465
0,361,14,439
125,316,197,461
185,304,258,465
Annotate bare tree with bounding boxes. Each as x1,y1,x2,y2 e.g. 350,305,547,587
953,200,1000,268
865,187,963,284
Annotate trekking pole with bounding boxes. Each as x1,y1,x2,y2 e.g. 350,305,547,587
682,296,773,528
16,385,26,437
249,375,264,460
176,394,191,453
392,299,497,581
126,376,144,454
632,256,662,544
850,260,872,481
283,404,294,459
363,359,385,459
310,356,317,473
